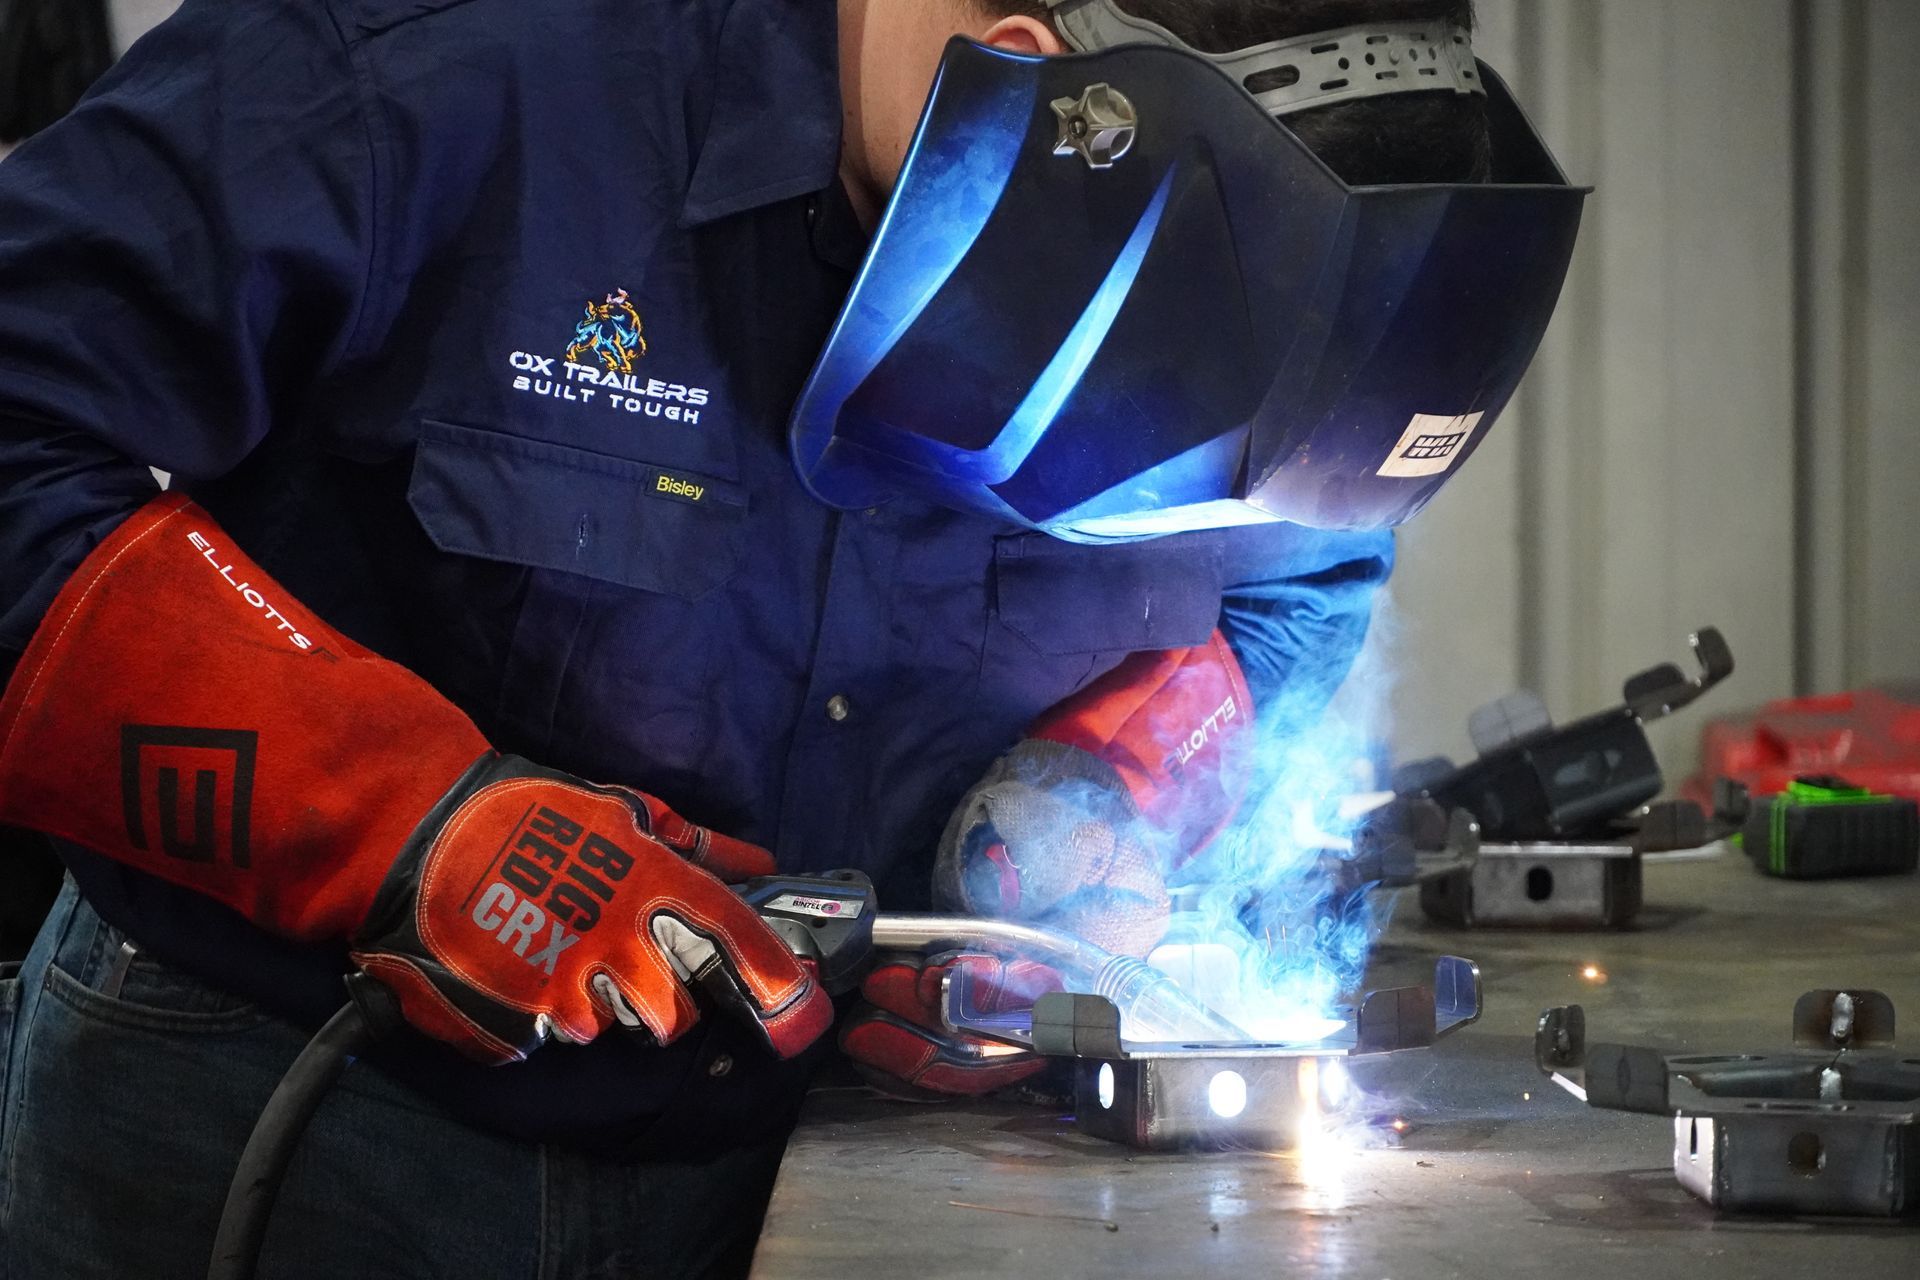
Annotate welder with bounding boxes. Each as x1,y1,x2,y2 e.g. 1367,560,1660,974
0,0,1578,1276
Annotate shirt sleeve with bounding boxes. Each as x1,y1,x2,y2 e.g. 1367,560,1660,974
0,0,374,661
1217,525,1395,726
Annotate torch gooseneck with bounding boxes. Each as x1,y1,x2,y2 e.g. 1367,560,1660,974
869,914,1249,1043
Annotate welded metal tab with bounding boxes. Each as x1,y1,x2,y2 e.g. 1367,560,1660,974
1354,983,1436,1054
1623,627,1735,723
1538,992,1920,1217
1335,800,1480,891
1792,989,1895,1049
1434,955,1483,1035
1536,1004,1588,1099
1022,957,1478,1060
1030,991,1126,1059
1584,1044,1673,1114
1468,691,1552,756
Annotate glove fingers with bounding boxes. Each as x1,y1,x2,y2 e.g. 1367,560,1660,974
642,896,834,1060
839,1008,1045,1099
860,958,943,1032
695,829,778,883
589,973,644,1029
384,766,827,1059
624,789,776,883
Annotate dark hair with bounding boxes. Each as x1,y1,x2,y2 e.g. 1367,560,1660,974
978,0,1489,184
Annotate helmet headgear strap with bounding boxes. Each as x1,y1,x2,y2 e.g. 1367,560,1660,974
1041,0,1485,118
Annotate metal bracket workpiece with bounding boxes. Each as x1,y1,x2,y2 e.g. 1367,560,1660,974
1537,991,1920,1218
1398,625,1735,850
1423,841,1643,929
1025,957,1482,1151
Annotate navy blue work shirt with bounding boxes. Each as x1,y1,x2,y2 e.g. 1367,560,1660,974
0,0,1392,1154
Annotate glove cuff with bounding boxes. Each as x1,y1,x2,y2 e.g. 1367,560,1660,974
0,494,489,941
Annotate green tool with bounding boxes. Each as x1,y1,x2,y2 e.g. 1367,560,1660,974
1740,776,1919,879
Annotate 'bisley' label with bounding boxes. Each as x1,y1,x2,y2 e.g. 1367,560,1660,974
653,473,706,505
466,805,634,975
186,531,313,651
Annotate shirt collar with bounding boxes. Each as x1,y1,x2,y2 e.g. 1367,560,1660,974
681,0,845,228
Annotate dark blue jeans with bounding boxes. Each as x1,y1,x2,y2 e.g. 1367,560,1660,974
0,880,786,1279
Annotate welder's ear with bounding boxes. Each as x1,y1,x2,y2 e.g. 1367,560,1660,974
978,15,1069,56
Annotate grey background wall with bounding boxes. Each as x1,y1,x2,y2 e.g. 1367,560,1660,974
1380,0,1920,782
0,0,173,160
108,0,175,50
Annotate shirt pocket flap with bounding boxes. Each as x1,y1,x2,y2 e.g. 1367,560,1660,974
994,532,1224,656
407,420,746,600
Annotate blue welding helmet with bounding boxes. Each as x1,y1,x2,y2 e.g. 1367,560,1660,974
789,3,1587,542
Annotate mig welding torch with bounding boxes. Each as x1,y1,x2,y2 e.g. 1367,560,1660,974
206,871,1242,1280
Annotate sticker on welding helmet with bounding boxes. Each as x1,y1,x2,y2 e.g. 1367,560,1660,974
1377,412,1486,479
764,893,865,920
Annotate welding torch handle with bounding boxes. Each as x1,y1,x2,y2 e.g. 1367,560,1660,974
870,914,1248,1043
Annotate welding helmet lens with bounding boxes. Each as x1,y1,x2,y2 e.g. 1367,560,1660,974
789,25,1586,542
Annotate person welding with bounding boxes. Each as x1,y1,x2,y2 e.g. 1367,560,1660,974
0,0,1578,1275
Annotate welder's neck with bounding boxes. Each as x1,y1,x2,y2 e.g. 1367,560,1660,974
838,155,883,234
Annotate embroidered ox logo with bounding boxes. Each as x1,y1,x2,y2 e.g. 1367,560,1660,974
566,288,648,374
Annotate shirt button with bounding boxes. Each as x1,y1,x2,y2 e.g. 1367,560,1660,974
826,695,852,722
708,1053,734,1078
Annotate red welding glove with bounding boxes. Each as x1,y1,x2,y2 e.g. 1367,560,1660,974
932,634,1254,958
0,494,832,1065
839,950,1063,1098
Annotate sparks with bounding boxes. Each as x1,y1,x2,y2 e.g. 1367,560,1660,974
1292,1059,1352,1206
1581,964,1607,983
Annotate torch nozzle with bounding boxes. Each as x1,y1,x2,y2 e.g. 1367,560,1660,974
1089,954,1251,1043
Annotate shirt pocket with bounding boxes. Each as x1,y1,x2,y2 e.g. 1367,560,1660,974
406,419,748,602
991,531,1226,658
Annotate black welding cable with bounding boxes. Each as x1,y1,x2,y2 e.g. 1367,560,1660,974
206,983,395,1280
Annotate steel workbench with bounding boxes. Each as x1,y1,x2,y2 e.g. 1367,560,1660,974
752,851,1920,1279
